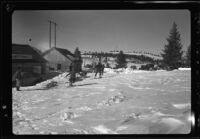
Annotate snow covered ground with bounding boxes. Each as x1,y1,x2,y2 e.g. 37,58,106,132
12,68,191,134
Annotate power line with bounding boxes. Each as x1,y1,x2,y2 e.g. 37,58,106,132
48,20,52,49
48,20,57,48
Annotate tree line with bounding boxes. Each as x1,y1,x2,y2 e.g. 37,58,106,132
82,51,157,63
112,22,191,69
77,22,191,70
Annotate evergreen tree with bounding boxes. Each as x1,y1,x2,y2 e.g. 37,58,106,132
186,45,191,67
74,47,82,72
161,22,183,69
116,50,127,68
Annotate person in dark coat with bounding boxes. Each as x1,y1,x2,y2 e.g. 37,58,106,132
13,66,23,91
69,62,73,72
101,64,105,75
69,61,76,86
94,62,102,78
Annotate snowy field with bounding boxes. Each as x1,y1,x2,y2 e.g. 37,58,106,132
12,68,191,134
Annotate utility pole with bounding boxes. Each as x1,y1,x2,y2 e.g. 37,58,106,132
48,20,57,48
54,22,57,48
51,21,57,48
48,20,52,49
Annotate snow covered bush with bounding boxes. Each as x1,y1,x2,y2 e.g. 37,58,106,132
178,68,191,71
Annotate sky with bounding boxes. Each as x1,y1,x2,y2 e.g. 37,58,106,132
12,10,190,55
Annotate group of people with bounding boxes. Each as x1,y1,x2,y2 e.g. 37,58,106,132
68,60,105,86
12,60,106,90
94,61,105,78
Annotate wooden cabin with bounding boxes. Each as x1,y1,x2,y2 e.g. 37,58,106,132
42,47,75,72
12,44,48,86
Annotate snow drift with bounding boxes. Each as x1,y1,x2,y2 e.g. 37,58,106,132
12,68,191,134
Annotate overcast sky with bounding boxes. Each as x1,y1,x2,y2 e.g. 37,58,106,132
12,10,190,54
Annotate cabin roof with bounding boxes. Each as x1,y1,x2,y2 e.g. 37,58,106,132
42,47,75,61
12,43,47,63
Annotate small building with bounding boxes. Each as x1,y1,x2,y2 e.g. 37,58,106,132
12,44,48,86
42,47,75,72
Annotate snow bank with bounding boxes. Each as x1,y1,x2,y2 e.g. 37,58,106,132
172,103,191,109
124,68,133,74
160,117,185,130
109,67,191,74
124,68,150,74
52,72,69,81
93,125,117,134
104,68,116,74
178,68,191,71
35,72,68,87
104,68,152,74
116,126,128,131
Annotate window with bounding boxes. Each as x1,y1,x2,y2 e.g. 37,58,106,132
33,66,41,74
57,64,61,70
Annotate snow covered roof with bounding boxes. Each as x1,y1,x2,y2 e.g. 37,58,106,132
42,47,75,61
12,43,47,63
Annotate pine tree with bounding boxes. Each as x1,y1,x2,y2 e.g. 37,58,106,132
116,50,127,68
186,45,191,67
161,22,183,70
74,47,82,72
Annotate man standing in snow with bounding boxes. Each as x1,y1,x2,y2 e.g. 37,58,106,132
69,61,76,86
92,62,96,73
101,63,105,75
94,62,102,78
13,66,23,91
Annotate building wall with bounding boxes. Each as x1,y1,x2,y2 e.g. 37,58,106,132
12,63,45,75
12,62,46,86
43,49,72,72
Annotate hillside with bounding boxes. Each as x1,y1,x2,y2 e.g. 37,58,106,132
81,51,162,65
125,52,162,60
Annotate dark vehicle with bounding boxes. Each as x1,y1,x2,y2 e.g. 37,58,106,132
130,65,137,70
139,64,155,70
84,64,93,69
